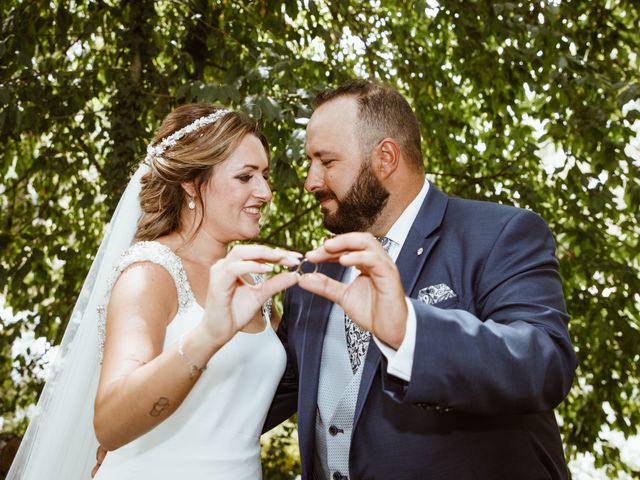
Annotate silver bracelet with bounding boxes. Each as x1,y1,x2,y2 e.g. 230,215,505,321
178,334,207,379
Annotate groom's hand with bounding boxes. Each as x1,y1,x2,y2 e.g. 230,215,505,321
300,232,407,349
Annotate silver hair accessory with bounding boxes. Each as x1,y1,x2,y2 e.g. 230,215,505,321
145,108,231,164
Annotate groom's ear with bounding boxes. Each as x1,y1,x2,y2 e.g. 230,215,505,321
374,138,401,179
180,181,196,197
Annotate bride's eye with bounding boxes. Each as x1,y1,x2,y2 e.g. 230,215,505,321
236,174,252,183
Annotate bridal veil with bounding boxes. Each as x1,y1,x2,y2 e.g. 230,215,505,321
7,164,149,479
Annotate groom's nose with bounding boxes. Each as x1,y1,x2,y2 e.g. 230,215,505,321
304,159,325,193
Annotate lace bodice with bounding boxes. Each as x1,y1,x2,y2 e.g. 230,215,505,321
97,241,271,355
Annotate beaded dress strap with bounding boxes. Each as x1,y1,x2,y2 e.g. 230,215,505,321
97,241,194,356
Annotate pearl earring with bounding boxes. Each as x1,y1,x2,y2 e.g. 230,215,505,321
188,197,196,210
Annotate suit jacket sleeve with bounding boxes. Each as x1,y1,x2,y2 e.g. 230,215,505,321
381,209,576,414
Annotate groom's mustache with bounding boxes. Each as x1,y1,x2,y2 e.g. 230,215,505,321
315,191,337,203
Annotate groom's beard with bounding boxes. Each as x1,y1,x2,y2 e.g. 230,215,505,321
316,158,390,234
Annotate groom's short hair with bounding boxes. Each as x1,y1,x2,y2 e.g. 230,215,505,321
314,79,424,171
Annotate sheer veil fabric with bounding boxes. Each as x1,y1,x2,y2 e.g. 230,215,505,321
7,164,149,479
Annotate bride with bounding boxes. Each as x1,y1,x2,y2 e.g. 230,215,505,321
8,103,301,479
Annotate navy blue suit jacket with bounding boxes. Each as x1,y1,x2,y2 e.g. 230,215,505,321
265,185,576,479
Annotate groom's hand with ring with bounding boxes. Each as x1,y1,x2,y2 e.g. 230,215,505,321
298,233,407,349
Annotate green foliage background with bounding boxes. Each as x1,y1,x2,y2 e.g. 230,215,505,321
1,0,639,477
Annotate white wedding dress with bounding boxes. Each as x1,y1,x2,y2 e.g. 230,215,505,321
94,240,286,480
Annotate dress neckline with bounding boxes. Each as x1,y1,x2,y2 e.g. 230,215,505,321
145,240,271,335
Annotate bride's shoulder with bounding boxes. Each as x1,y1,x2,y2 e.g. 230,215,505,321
114,241,179,289
111,240,193,309
116,240,180,281
122,239,176,262
97,240,193,354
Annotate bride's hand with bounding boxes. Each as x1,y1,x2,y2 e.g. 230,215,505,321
199,245,300,345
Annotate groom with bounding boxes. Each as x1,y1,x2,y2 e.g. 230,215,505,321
265,79,577,479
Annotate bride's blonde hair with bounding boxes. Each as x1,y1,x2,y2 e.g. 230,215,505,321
135,103,269,241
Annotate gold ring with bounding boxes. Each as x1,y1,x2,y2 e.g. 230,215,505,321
295,257,318,275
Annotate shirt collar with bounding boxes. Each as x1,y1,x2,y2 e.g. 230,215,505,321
384,176,429,249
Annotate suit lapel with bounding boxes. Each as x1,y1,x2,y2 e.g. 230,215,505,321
353,184,449,427
396,188,447,296
298,260,344,473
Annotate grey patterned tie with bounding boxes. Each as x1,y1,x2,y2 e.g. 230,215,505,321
345,236,393,373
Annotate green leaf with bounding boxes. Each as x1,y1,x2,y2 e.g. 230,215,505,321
175,83,191,100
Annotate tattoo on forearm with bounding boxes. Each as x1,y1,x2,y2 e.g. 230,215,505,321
149,397,170,417
126,355,147,366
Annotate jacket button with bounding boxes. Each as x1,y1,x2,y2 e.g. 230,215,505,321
329,425,339,436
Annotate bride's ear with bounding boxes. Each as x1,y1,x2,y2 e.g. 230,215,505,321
180,181,196,198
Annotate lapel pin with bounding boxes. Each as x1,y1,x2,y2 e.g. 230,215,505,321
417,247,424,256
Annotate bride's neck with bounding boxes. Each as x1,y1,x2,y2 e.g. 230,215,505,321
165,228,227,266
